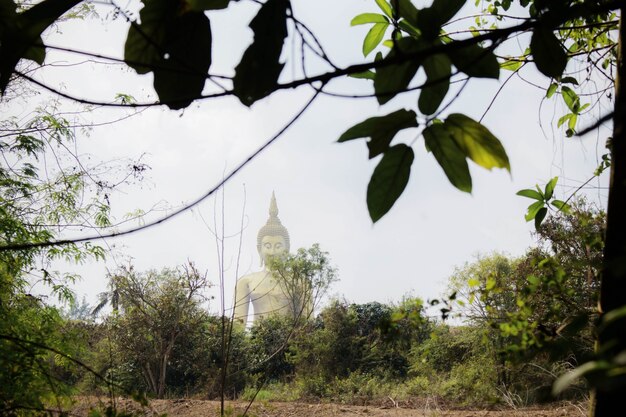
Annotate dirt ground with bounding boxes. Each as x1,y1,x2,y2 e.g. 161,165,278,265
69,397,588,417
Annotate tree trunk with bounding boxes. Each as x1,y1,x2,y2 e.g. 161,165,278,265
144,364,158,396
158,349,171,399
593,9,626,417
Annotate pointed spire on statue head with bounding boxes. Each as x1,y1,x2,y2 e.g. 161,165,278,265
269,190,279,218
257,191,290,260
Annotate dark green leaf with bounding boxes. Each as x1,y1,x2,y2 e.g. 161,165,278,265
374,37,424,104
423,123,471,192
445,113,510,171
363,22,389,57
535,206,548,229
338,109,418,158
558,313,591,337
448,43,500,79
516,189,544,200
367,144,415,222
560,76,578,85
531,27,567,78
23,36,46,65
233,0,288,106
416,0,465,40
186,0,230,11
544,176,558,199
398,19,420,37
351,13,388,25
418,53,451,115
125,2,212,109
0,0,82,94
396,0,419,27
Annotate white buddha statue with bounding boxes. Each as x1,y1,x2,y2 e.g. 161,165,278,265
233,192,294,325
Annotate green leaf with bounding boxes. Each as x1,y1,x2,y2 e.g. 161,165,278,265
568,113,578,130
445,113,510,171
367,144,415,223
186,0,230,11
416,0,465,40
557,113,572,128
561,86,580,113
531,27,567,78
233,0,288,106
418,53,451,115
0,0,82,94
375,0,393,18
516,189,544,200
349,70,376,80
535,206,548,230
338,109,418,158
447,43,500,79
525,200,545,222
546,83,558,98
374,37,424,104
551,200,571,213
125,2,212,109
544,176,558,200
351,13,388,25
423,123,472,192
363,22,389,57
500,58,523,72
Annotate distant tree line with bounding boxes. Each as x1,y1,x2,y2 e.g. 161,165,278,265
1,198,603,413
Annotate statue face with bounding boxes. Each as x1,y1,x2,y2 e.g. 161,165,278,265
260,235,287,265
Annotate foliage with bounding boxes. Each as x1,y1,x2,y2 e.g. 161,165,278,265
446,200,605,400
0,0,624,413
268,243,338,322
0,0,617,222
247,314,295,383
0,265,86,415
0,96,146,413
517,177,571,230
409,324,500,404
104,263,210,398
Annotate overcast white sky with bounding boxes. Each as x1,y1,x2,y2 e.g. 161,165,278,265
12,0,612,316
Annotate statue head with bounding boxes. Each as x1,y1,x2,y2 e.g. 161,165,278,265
257,191,290,266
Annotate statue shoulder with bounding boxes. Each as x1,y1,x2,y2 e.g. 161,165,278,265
237,270,266,285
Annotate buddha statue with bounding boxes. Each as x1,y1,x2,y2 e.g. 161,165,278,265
233,192,295,325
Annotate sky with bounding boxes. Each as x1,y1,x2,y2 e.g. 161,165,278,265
10,0,612,317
